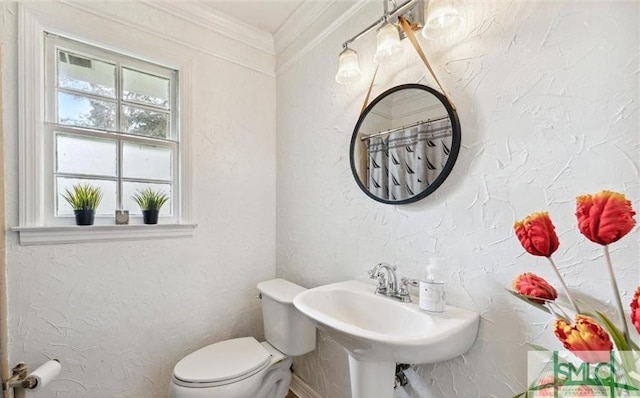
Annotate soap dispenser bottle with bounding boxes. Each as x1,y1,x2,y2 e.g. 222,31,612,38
419,257,446,313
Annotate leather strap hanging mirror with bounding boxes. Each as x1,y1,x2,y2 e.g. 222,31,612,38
350,84,461,204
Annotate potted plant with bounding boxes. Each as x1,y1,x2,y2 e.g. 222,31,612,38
61,183,103,226
132,188,169,225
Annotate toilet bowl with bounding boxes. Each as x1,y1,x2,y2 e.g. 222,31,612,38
170,338,292,398
170,279,316,398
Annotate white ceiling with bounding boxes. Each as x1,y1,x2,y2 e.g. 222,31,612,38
201,1,305,35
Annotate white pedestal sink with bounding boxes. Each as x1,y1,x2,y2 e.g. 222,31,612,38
293,280,479,398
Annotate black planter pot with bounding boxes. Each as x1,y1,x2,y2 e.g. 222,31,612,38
74,209,95,226
142,210,159,225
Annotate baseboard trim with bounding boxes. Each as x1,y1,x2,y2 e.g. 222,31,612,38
290,373,322,398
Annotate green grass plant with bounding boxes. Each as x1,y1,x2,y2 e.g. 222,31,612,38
132,188,169,211
61,183,103,210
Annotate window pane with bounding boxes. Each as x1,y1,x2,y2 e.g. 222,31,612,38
122,182,172,216
56,134,117,177
58,50,116,98
122,142,172,181
56,177,116,216
58,92,116,130
122,105,169,138
123,68,170,108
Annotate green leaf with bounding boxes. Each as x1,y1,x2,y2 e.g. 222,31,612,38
591,311,640,386
527,343,550,351
594,311,630,352
131,188,169,211
60,183,102,210
507,289,551,314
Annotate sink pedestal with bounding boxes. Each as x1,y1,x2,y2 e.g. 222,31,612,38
347,354,395,398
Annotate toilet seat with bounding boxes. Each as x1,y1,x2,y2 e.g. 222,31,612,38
173,337,271,388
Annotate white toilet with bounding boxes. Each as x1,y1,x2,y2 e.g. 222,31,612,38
170,279,316,398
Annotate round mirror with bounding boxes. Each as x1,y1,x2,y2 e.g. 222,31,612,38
349,84,461,204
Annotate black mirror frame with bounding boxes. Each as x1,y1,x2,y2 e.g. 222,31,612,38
349,84,461,205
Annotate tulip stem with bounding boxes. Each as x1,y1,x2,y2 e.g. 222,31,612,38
547,256,580,314
548,303,570,323
553,303,571,322
603,245,631,347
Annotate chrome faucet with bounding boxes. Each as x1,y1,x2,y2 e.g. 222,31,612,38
367,263,417,303
368,262,398,295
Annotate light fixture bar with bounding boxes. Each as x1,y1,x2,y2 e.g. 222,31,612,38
341,0,418,49
342,16,386,50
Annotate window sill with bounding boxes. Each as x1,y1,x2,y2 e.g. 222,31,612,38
12,223,197,246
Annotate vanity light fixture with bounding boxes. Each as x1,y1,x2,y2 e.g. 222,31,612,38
373,20,405,65
335,46,362,84
421,0,464,40
335,0,464,85
334,0,424,84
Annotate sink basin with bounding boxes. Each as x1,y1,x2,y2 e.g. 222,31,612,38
293,279,479,398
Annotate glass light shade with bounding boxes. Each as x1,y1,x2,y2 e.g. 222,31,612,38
335,48,362,85
422,0,464,39
373,22,404,65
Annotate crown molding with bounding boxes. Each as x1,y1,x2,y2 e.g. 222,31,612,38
273,0,335,54
141,1,275,55
47,0,372,78
50,0,275,77
371,101,393,119
276,0,369,76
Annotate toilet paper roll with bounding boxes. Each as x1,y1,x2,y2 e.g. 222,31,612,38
28,359,61,391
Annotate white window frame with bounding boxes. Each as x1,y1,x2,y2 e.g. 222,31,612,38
44,34,179,224
13,5,196,245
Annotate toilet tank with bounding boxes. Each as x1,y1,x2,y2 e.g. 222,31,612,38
256,279,316,356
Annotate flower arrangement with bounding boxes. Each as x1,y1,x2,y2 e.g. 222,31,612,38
510,190,639,397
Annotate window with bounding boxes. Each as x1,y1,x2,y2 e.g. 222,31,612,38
15,7,195,245
45,34,178,222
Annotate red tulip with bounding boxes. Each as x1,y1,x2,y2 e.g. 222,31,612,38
576,190,636,245
514,212,560,257
631,286,640,335
512,273,557,304
554,315,613,363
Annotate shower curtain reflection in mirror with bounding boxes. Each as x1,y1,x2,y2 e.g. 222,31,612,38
364,118,452,201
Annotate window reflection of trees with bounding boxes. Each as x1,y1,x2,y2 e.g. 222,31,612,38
58,77,169,139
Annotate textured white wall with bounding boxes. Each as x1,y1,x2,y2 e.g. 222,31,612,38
276,2,639,397
2,2,275,397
